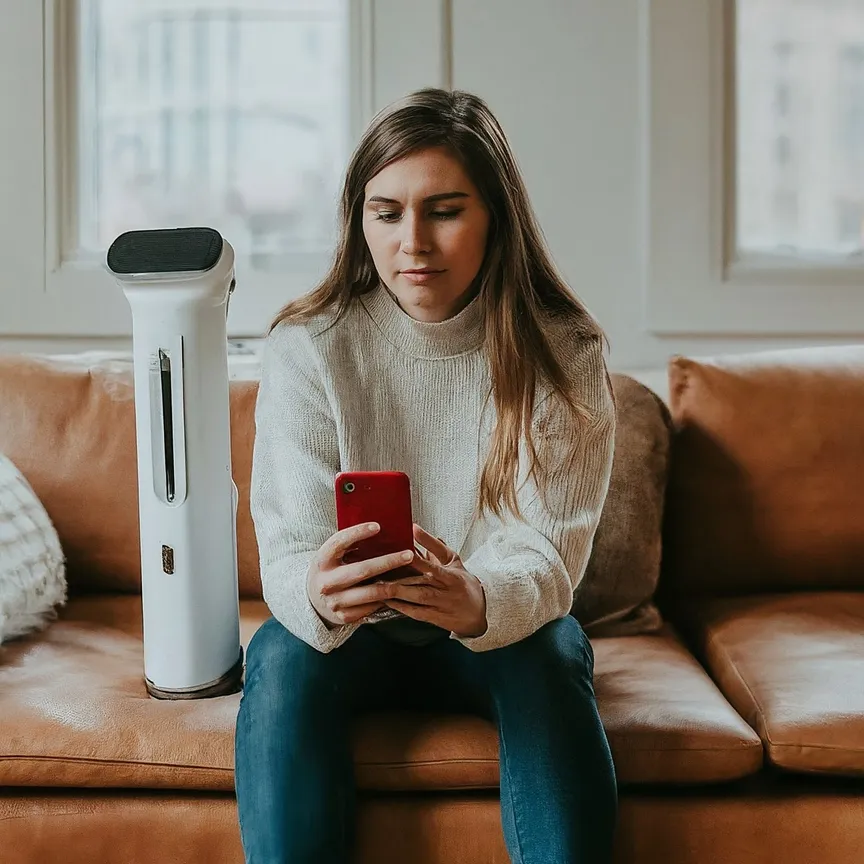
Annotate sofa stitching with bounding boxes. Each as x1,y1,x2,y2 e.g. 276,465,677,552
0,763,759,826
704,630,774,748
0,813,94,824
601,743,761,753
0,741,764,775
700,617,864,760
759,743,864,755
0,755,502,770
0,756,232,773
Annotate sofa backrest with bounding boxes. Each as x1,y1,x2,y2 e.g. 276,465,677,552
0,352,671,639
0,354,260,598
659,344,864,601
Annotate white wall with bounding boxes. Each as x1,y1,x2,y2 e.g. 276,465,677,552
2,0,862,372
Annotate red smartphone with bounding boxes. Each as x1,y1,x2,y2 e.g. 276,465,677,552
334,470,416,582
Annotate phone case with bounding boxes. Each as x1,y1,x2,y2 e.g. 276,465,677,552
335,470,415,583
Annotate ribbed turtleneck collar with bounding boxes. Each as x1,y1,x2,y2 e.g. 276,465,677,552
358,282,484,359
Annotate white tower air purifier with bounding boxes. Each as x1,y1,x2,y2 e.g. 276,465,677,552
106,227,243,700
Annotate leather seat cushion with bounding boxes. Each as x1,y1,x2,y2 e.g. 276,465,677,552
0,596,761,791
686,593,864,776
5,776,864,864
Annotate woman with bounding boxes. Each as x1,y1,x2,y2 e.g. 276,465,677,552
235,87,618,864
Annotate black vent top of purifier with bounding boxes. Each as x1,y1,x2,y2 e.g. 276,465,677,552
106,227,223,275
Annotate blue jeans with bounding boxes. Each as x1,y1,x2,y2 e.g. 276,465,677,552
234,615,617,863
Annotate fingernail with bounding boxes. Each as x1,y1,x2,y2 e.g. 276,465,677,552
401,551,413,562
367,522,379,531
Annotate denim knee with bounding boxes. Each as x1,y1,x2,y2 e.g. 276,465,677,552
242,616,324,697
489,615,594,684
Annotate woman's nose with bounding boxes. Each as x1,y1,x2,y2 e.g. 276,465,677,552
400,213,432,255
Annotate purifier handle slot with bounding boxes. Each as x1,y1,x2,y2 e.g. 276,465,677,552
159,350,176,501
149,337,188,507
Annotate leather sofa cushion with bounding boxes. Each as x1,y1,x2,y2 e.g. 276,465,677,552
662,345,864,598
0,354,261,598
5,777,864,864
0,596,760,791
686,593,864,776
0,352,670,637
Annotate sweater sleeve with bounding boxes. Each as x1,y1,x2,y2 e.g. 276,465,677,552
453,336,616,652
250,323,359,653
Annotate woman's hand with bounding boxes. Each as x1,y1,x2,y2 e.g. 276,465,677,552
307,522,415,626
383,524,488,638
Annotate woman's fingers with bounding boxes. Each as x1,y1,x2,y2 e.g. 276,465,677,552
406,555,437,577
386,580,438,605
414,544,443,566
328,578,436,620
412,524,457,564
322,549,414,594
405,556,452,588
321,521,381,564
383,600,437,624
330,600,386,624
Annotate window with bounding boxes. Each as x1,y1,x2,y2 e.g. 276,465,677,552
774,81,791,117
774,39,793,63
736,0,864,259
773,134,792,167
839,44,864,192
772,188,799,245
76,0,350,272
836,198,864,246
646,0,864,336
0,0,449,337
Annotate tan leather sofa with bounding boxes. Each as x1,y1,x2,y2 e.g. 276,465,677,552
1,344,863,864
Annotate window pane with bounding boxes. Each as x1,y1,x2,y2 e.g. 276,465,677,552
736,0,864,258
77,0,349,271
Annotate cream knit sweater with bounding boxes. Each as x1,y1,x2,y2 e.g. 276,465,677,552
250,282,615,653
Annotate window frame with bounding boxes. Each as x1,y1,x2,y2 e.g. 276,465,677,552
0,0,452,338
644,0,864,336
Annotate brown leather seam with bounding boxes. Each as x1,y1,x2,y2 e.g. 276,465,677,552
0,756,231,774
767,743,864,754
0,814,77,824
603,744,761,753
2,755,504,770
705,634,864,758
0,741,761,778
704,631,773,748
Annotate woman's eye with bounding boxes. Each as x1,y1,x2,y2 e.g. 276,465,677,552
373,209,463,223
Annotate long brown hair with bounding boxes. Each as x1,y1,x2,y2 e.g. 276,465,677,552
269,87,610,519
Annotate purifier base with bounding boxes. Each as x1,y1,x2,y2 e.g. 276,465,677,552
145,648,244,700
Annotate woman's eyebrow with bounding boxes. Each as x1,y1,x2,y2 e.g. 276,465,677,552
365,191,470,206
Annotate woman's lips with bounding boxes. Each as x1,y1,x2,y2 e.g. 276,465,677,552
400,270,445,284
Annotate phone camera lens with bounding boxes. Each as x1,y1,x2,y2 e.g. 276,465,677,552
343,482,355,493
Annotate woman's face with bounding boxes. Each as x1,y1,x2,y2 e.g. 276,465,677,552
362,146,490,322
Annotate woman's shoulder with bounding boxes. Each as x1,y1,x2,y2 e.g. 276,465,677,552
538,307,606,374
267,297,360,353
265,296,372,380
535,308,612,419
268,304,342,342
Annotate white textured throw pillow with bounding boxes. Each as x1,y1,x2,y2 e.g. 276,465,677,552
0,452,67,644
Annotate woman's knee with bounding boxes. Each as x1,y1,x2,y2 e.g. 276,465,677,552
496,615,594,682
243,617,326,695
